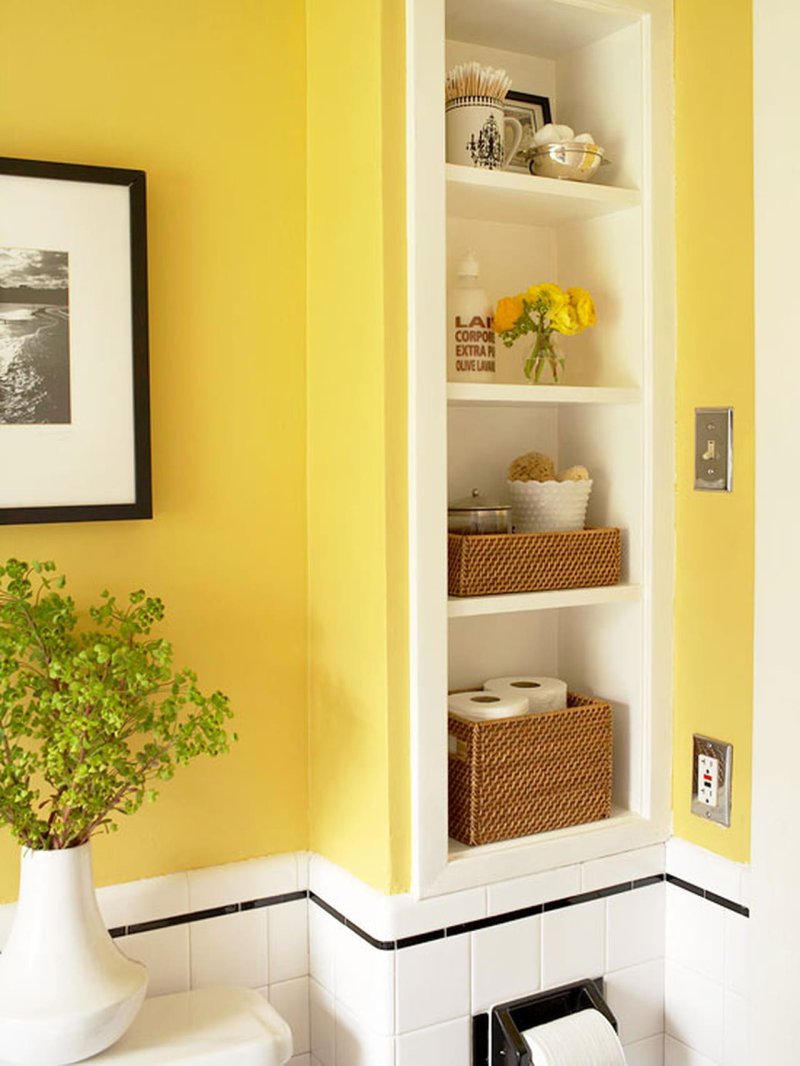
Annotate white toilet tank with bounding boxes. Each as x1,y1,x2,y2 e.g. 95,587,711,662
89,988,293,1065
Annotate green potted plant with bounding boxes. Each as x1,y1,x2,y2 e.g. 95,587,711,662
0,559,235,1066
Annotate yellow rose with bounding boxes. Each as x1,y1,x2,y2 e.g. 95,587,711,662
526,282,567,314
567,287,596,329
493,294,525,334
550,302,581,336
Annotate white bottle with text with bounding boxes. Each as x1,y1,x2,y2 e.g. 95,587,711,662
447,253,496,382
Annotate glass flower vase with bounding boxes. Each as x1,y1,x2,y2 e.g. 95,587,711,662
524,333,565,384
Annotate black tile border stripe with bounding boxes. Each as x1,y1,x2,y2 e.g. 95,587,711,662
104,869,749,945
666,873,750,917
109,889,307,939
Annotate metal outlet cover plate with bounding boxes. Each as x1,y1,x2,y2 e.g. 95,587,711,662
695,407,733,491
691,733,733,827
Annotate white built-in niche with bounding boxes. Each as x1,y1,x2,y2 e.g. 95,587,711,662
407,0,675,896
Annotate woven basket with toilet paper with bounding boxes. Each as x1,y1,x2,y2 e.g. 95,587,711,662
448,679,612,846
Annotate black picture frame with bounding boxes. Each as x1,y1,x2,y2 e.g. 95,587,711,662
504,91,554,173
0,156,151,524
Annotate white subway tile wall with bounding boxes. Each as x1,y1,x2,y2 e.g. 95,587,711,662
665,960,725,1062
0,842,751,1065
266,977,311,1057
541,897,607,988
625,1035,666,1066
270,898,310,983
97,871,190,930
664,843,751,1066
395,934,470,1033
470,914,541,1012
334,922,395,1035
486,863,581,916
190,908,269,989
605,959,664,1046
118,924,190,998
607,883,665,972
395,1016,472,1065
187,853,299,911
665,839,748,906
666,887,726,983
581,844,665,892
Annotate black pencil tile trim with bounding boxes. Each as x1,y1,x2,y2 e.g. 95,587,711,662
396,929,446,949
240,890,307,910
542,881,632,913
705,889,750,917
665,873,704,898
107,888,310,939
666,873,750,917
633,873,665,890
127,903,238,936
103,865,747,948
308,891,395,951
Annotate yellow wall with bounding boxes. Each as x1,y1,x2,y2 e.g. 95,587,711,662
306,0,410,893
673,0,754,861
0,0,309,897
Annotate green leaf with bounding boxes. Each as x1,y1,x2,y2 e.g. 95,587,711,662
0,559,235,849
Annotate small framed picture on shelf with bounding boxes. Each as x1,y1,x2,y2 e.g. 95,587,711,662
504,91,553,173
0,156,151,525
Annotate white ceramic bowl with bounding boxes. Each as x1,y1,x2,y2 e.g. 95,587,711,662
508,478,593,533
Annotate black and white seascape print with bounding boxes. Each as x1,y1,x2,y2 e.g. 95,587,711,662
0,247,71,424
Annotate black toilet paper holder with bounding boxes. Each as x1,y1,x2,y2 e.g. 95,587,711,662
490,978,618,1065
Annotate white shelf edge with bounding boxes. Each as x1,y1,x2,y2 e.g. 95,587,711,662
421,810,669,897
445,162,642,208
447,383,641,407
448,583,641,618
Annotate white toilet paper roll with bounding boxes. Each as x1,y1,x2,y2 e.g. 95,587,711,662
483,676,567,714
447,690,529,722
521,1009,625,1066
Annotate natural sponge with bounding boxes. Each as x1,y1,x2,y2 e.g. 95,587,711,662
507,451,556,483
557,465,591,482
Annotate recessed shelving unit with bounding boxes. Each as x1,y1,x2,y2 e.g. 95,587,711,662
408,0,674,898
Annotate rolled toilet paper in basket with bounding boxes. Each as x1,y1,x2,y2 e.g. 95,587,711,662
521,1008,625,1066
447,690,529,722
483,676,567,714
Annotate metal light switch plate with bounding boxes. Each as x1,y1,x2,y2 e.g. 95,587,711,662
695,407,733,491
691,734,733,827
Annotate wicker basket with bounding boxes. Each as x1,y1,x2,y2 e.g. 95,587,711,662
448,527,621,598
448,692,613,846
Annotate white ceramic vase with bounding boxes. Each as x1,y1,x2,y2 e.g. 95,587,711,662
0,844,147,1065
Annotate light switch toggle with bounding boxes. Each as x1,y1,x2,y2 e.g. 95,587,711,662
695,408,733,492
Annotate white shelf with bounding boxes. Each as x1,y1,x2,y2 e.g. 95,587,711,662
444,809,668,892
446,164,641,226
448,583,640,618
447,383,640,407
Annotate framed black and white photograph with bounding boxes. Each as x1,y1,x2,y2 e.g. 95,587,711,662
504,91,554,173
0,157,151,524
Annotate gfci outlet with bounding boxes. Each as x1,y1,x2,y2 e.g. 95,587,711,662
691,734,733,827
